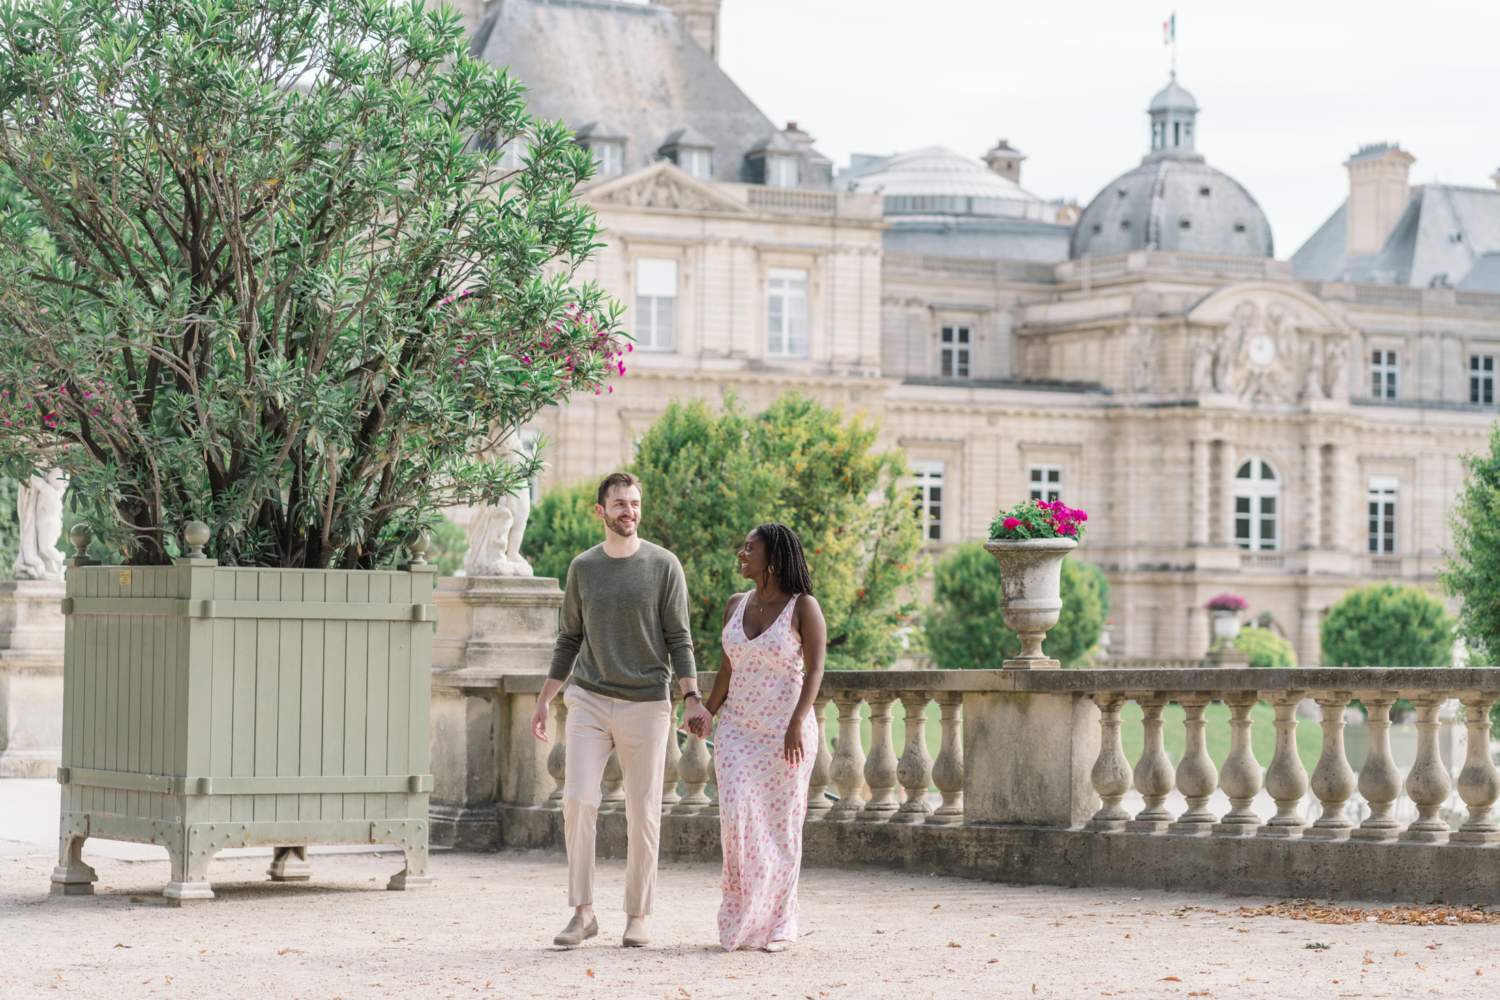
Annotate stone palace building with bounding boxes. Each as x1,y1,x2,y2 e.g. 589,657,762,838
457,0,1500,666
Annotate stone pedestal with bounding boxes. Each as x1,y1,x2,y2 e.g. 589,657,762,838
0,580,65,778
429,576,563,848
433,576,563,674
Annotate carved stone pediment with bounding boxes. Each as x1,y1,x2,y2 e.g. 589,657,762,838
1186,283,1351,404
582,162,751,215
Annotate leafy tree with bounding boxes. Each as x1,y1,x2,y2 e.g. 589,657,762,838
521,481,602,582
925,543,1109,669
1320,582,1455,667
524,393,925,668
1442,424,1500,663
1214,625,1297,668
0,0,623,567
422,514,469,578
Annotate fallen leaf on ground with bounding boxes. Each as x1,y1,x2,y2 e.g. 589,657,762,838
113,944,130,949
586,970,594,979
1159,976,1182,982
129,897,147,903
946,942,962,948
932,904,941,910
1238,900,1500,926
988,959,999,964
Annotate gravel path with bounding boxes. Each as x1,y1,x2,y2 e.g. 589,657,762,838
3,847,1499,999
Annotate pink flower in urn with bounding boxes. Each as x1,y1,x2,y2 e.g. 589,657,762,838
1003,517,1021,530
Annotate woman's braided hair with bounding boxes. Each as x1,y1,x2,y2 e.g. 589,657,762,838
753,523,814,596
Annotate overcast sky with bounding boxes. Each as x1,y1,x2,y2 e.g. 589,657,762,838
694,0,1500,257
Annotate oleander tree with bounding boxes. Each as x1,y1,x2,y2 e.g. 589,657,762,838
0,0,625,567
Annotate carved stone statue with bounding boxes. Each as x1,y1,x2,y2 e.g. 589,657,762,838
1189,338,1214,392
461,438,533,578
1213,301,1256,392
1130,327,1156,392
12,468,67,581
1323,337,1349,400
1302,339,1324,401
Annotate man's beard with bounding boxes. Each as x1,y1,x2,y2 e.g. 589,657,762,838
603,510,638,537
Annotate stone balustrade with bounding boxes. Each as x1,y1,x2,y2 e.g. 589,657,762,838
434,666,1500,904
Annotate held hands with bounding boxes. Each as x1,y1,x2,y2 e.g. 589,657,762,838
681,697,713,739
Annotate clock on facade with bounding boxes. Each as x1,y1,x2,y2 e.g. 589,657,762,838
1247,333,1276,368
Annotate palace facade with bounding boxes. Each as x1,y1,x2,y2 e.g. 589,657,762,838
459,0,1500,665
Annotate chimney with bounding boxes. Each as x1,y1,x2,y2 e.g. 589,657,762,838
1343,142,1415,256
651,0,721,61
983,139,1026,186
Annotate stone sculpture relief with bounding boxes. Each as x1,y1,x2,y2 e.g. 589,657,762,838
1130,327,1156,392
1301,339,1324,401
461,437,533,578
1189,338,1213,392
12,468,67,581
1323,337,1349,400
592,170,738,213
1212,301,1254,392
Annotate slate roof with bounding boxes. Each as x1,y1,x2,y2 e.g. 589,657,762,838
469,0,827,186
1292,184,1500,288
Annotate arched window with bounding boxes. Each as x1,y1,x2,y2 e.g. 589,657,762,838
1235,458,1280,551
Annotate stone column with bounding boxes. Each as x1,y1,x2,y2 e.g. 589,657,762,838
892,692,933,824
827,692,867,821
546,698,568,804
1258,691,1309,838
1088,692,1133,831
1352,692,1402,841
1127,694,1176,832
1212,692,1262,835
0,580,67,777
1217,440,1238,547
432,576,564,674
1167,694,1217,834
1305,691,1357,839
858,692,900,821
1190,438,1210,547
1324,441,1351,551
929,692,965,824
1400,693,1452,843
1301,439,1322,550
661,693,682,810
805,691,834,819
1453,693,1500,843
962,690,1099,828
675,731,712,814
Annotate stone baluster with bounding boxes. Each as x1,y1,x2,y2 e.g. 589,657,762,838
827,691,867,821
701,743,720,818
1167,694,1217,835
929,692,965,824
1352,692,1402,841
546,697,569,805
675,729,712,814
805,691,835,819
1453,693,1500,844
1400,693,1452,843
893,692,934,824
859,691,900,822
1258,691,1308,838
1089,692,1133,831
1212,692,1261,835
600,749,625,811
1127,694,1176,833
1305,691,1357,839
661,694,683,810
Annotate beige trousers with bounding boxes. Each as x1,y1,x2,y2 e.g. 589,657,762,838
561,685,672,916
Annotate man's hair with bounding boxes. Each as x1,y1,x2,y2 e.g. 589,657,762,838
596,471,642,507
753,523,815,596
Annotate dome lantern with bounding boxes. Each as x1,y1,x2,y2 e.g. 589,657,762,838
1147,73,1200,161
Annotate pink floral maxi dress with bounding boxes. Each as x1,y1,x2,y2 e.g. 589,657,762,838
715,593,818,951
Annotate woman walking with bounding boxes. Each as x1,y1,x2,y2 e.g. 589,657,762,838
703,523,826,952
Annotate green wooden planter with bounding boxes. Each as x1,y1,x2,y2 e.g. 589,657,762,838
50,537,437,903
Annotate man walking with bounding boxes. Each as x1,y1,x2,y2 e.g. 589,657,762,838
530,472,711,948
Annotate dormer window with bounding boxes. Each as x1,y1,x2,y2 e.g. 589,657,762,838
573,120,628,177
659,127,715,182
747,131,801,188
766,154,799,189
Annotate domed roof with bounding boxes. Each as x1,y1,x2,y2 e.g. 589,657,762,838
1149,76,1197,113
1069,157,1273,259
847,146,1053,220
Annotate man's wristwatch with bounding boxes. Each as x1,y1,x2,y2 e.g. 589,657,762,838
684,691,703,702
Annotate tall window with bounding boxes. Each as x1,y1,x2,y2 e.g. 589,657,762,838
498,140,527,170
911,461,945,541
678,148,711,181
592,141,624,176
634,258,677,351
941,326,971,378
766,268,808,358
1370,350,1399,399
1471,355,1494,404
767,154,799,189
1234,458,1280,551
1029,465,1062,502
1368,476,1398,554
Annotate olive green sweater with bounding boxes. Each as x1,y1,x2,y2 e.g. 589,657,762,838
547,540,697,702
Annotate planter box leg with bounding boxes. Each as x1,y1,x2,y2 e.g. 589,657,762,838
49,833,96,896
164,840,215,905
267,846,312,882
387,842,434,890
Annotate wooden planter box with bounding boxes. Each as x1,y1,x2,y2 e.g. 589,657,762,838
50,554,436,903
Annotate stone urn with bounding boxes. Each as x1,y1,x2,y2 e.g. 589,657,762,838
983,537,1077,669
1211,609,1242,642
